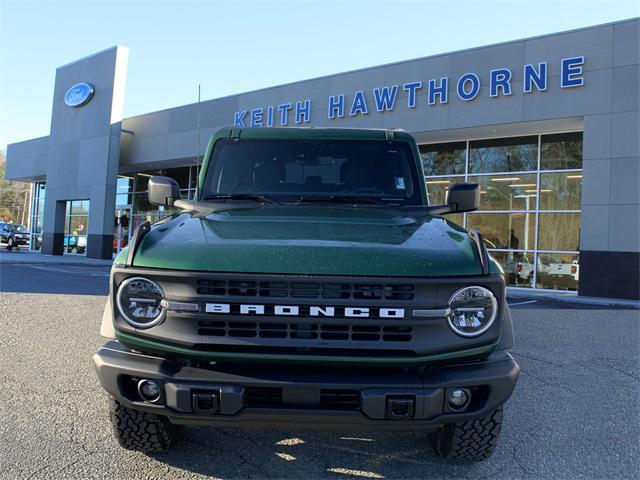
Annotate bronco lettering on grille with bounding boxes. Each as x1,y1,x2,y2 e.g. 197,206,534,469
205,303,405,318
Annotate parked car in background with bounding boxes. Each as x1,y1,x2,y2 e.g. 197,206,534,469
517,254,579,290
541,255,580,289
0,222,30,251
516,255,537,285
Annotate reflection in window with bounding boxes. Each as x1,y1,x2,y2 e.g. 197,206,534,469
420,142,466,176
469,174,537,211
538,213,581,251
421,133,582,292
425,176,465,206
467,212,535,250
536,253,579,291
64,200,89,255
443,213,464,228
541,132,583,170
132,192,160,221
30,182,46,250
539,173,582,210
132,166,198,205
116,176,133,207
469,136,538,173
490,251,535,288
69,199,89,216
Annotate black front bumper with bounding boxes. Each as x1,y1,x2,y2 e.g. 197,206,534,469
94,340,519,431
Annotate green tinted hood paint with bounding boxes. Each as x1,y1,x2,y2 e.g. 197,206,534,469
131,206,484,276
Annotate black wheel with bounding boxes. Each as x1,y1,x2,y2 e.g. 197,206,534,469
429,406,503,462
108,397,181,452
6,238,14,251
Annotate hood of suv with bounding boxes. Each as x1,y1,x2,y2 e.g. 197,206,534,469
127,206,484,277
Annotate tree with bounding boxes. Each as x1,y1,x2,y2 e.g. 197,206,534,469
0,151,31,225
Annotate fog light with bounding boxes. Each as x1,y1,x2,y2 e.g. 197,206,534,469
138,379,161,402
448,388,470,410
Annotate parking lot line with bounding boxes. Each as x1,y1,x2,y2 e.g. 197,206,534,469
508,300,538,306
28,265,110,276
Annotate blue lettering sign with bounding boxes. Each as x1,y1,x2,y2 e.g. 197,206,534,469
403,81,422,108
267,106,274,127
350,90,368,116
278,103,292,126
233,110,246,127
428,77,448,105
490,69,512,97
524,63,547,93
561,56,584,88
295,100,311,123
373,85,398,112
328,94,345,119
457,73,480,101
250,108,263,127
233,55,586,126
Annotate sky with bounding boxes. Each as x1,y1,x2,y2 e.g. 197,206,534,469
0,0,638,150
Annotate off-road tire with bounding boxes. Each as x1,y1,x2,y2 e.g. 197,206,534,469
429,406,503,462
108,397,180,452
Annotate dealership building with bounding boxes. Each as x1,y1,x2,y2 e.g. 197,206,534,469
5,18,639,299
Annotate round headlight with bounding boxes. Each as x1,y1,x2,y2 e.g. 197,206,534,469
447,286,498,337
116,277,165,328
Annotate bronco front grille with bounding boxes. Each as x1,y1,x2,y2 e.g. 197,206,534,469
196,280,415,301
197,320,413,342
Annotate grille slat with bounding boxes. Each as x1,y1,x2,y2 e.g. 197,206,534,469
196,321,412,343
196,279,414,301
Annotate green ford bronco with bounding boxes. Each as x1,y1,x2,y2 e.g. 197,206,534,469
95,127,519,461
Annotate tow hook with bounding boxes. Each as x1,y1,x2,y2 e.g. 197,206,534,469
386,396,415,419
192,391,220,414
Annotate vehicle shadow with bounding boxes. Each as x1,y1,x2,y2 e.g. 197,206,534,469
150,426,494,479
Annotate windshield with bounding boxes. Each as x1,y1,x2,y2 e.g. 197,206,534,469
202,138,424,206
5,224,26,232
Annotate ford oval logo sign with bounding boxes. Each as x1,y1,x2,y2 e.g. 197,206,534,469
64,82,95,108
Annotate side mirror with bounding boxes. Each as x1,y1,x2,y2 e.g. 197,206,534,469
445,183,480,213
148,176,180,206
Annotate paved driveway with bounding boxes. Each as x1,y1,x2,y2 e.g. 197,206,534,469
0,286,638,478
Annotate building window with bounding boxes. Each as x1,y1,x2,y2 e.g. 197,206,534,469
424,176,465,205
467,173,538,211
421,131,582,291
469,136,538,173
116,176,133,207
64,200,89,255
419,142,466,176
120,165,199,234
467,212,535,250
540,132,583,170
30,182,46,250
539,172,582,210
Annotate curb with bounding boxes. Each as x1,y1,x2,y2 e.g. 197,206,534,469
0,253,113,268
0,260,113,267
507,288,640,309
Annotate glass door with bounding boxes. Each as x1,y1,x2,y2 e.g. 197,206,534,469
64,200,89,255
114,206,132,255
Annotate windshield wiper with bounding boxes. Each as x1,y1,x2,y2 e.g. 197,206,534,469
203,194,279,204
294,195,384,206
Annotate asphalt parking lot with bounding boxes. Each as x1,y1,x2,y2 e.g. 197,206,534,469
0,262,110,295
0,264,638,479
